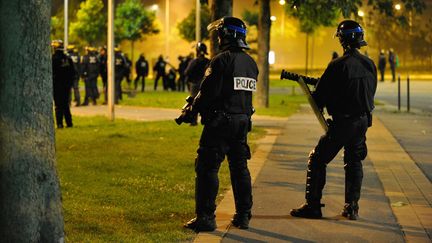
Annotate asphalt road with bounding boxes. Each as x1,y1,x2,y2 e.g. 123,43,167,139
375,80,432,113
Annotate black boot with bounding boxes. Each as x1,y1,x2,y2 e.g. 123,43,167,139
290,202,324,219
231,212,252,229
344,161,363,220
184,215,216,232
342,202,359,220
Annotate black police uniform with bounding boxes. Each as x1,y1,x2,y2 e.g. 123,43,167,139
98,51,108,103
184,55,210,97
165,68,177,91
114,51,127,103
153,58,166,90
134,56,149,92
191,46,258,227
297,48,377,217
67,50,81,106
378,53,386,82
82,51,100,105
177,56,189,91
52,49,76,128
124,55,132,87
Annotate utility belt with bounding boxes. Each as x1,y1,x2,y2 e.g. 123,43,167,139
332,112,366,120
202,110,250,128
332,112,372,127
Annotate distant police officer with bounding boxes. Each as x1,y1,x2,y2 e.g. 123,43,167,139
153,55,167,91
134,54,149,92
185,42,210,98
123,53,132,88
183,17,258,232
99,46,108,104
176,55,188,91
290,20,377,220
378,49,386,82
114,47,127,103
67,45,81,106
52,40,76,128
81,47,100,105
184,42,210,125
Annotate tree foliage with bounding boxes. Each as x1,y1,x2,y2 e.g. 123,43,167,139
286,0,426,34
177,4,211,42
242,9,259,26
69,0,106,46
115,0,159,43
50,16,64,41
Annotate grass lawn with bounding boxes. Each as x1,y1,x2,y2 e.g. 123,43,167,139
56,116,265,242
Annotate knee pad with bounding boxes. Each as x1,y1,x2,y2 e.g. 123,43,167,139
344,144,367,163
195,147,224,174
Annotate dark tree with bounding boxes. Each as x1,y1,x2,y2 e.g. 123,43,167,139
209,0,233,56
0,0,64,242
256,0,271,108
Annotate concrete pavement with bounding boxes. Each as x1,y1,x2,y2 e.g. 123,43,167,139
195,106,431,243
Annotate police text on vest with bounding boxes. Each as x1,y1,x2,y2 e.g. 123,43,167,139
233,77,257,92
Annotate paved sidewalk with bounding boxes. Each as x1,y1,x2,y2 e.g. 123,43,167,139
195,107,431,243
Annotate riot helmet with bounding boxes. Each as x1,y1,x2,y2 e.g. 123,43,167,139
51,40,64,51
207,16,249,49
196,42,208,55
335,20,367,49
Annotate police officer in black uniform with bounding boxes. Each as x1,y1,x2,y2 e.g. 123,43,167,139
184,42,210,125
176,55,188,91
67,45,81,106
134,54,149,92
52,40,76,128
98,46,108,104
123,53,132,88
114,48,127,103
183,17,258,232
290,20,377,220
81,47,100,105
153,55,166,91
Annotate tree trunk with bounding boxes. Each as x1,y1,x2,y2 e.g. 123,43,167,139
256,0,271,108
305,33,309,75
0,1,64,242
210,0,233,57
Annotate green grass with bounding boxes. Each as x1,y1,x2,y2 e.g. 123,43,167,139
119,90,307,118
254,94,307,117
56,116,265,242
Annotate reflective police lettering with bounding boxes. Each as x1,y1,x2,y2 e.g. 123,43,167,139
233,77,256,91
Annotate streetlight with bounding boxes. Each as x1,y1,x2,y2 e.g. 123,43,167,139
270,16,277,22
150,4,159,11
395,4,401,11
357,10,365,17
279,0,286,35
64,0,68,49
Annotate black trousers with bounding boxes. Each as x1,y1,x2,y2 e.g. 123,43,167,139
154,73,165,91
379,68,385,82
195,114,253,217
306,115,368,204
84,76,99,104
72,77,80,104
134,74,146,92
54,88,72,128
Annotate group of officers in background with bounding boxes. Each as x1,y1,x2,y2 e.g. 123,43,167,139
50,39,210,129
